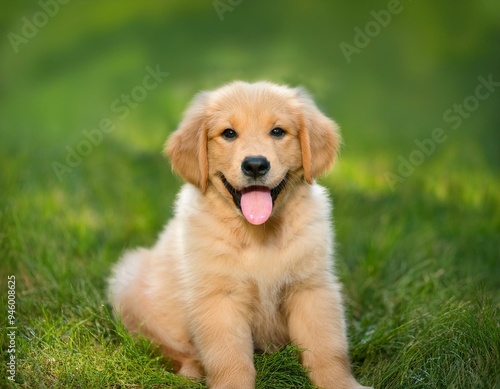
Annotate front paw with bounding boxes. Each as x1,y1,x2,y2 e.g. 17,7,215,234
348,378,373,389
206,361,255,389
311,369,372,389
352,383,373,389
344,381,373,389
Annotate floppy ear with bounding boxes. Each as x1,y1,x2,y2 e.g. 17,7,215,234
296,88,341,184
165,92,209,192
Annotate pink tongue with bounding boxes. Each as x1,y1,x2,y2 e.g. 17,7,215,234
240,188,273,225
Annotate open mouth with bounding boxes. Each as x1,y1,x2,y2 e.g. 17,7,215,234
220,174,288,225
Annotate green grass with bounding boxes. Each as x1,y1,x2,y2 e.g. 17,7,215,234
1,1,499,388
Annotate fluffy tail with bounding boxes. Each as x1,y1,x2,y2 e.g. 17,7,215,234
108,248,149,317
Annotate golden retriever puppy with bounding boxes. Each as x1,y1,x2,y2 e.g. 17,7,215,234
108,81,370,389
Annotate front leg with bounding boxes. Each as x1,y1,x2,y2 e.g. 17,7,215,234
189,277,255,389
285,278,370,389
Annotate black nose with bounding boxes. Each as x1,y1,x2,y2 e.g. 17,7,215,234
241,156,271,178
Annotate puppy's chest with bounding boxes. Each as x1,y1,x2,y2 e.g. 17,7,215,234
250,281,290,350
239,236,316,284
237,232,322,349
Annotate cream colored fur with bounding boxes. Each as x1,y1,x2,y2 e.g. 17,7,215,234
108,81,371,389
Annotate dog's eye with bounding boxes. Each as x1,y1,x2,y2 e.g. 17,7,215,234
270,127,285,138
221,129,237,140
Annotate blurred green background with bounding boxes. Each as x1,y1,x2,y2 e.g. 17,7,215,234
1,0,499,196
1,0,499,387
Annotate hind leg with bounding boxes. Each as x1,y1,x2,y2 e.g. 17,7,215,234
109,249,201,379
163,345,203,380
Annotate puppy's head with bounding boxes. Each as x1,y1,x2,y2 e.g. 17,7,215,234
166,81,340,225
